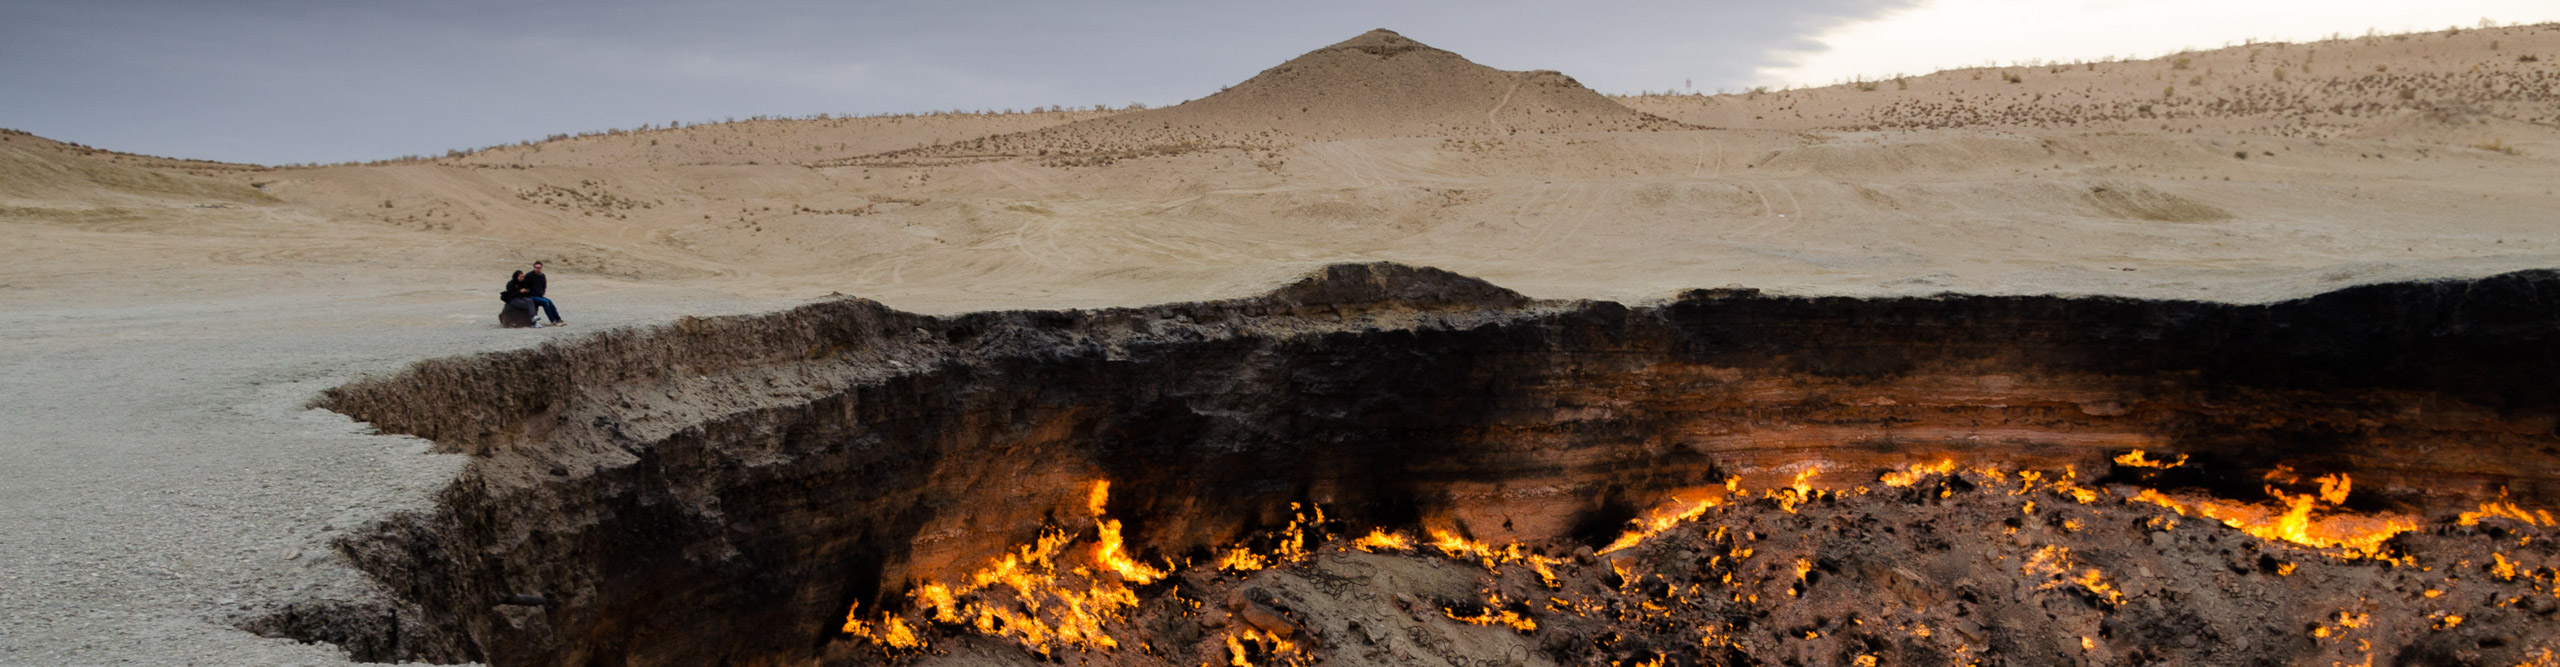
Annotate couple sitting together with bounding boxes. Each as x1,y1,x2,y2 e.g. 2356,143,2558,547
501,261,566,328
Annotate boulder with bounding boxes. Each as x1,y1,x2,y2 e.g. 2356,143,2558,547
500,300,538,328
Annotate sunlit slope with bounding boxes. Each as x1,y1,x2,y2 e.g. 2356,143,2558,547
14,25,2560,311
1621,21,2560,140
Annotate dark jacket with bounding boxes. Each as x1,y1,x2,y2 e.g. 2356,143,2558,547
502,277,523,302
521,271,548,298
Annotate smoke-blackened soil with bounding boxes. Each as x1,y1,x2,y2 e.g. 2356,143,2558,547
982,468,2559,667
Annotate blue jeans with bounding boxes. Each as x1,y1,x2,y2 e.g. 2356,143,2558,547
526,297,560,323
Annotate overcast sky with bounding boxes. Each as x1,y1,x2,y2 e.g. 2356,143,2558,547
5,1,2555,166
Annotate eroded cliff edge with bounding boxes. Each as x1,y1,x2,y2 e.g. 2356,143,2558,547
279,263,2560,664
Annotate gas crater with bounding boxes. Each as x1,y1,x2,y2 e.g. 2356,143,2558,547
262,263,2560,666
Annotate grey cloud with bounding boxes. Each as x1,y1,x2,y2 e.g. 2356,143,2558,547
0,0,1915,164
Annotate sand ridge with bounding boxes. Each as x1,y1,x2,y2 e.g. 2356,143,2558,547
434,109,1122,170
1622,22,2560,139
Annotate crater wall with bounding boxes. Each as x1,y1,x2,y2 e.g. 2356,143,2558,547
291,264,2560,664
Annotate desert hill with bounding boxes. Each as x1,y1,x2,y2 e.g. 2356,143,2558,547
0,129,267,203
5,24,2559,312
1622,21,2560,141
848,29,1684,165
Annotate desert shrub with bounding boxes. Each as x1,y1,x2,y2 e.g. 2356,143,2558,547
2473,140,2521,155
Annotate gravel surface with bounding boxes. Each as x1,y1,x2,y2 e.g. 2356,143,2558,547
0,278,793,666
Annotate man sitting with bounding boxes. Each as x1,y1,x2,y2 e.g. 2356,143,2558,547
516,261,565,327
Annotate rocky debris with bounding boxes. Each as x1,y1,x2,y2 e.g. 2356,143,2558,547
1259,261,1530,311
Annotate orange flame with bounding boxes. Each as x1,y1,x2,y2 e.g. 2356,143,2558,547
1443,592,1538,632
1352,528,1413,552
1222,627,1304,667
2113,449,2187,469
2022,545,2125,606
1597,488,1730,555
2124,474,2417,555
2315,474,2351,505
1086,480,1112,516
1217,548,1271,572
1880,460,1958,487
842,480,1183,655
2457,492,2557,527
1428,528,1491,562
1094,518,1167,584
1425,527,1569,587
1217,502,1328,572
1224,633,1251,667
1770,467,1823,512
839,601,926,651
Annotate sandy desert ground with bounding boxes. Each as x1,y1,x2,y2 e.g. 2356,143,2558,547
4,24,2560,664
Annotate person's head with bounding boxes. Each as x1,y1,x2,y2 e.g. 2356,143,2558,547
512,270,523,280
531,261,545,273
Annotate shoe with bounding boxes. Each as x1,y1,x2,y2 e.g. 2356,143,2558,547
530,321,544,328
551,321,567,327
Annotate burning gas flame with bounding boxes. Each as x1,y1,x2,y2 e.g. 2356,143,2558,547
1769,466,1823,513
2021,545,2124,607
1597,483,1733,555
1087,481,1169,583
839,601,925,651
1217,548,1271,572
1094,518,1166,584
1424,527,1570,588
2458,491,2558,527
844,462,2540,660
1217,502,1329,573
1443,592,1538,632
937,527,1135,651
1881,460,1958,487
843,480,1177,655
1428,528,1494,563
1352,528,1412,552
1222,627,1305,667
2123,473,2417,556
2113,449,2187,468
1087,480,1112,516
